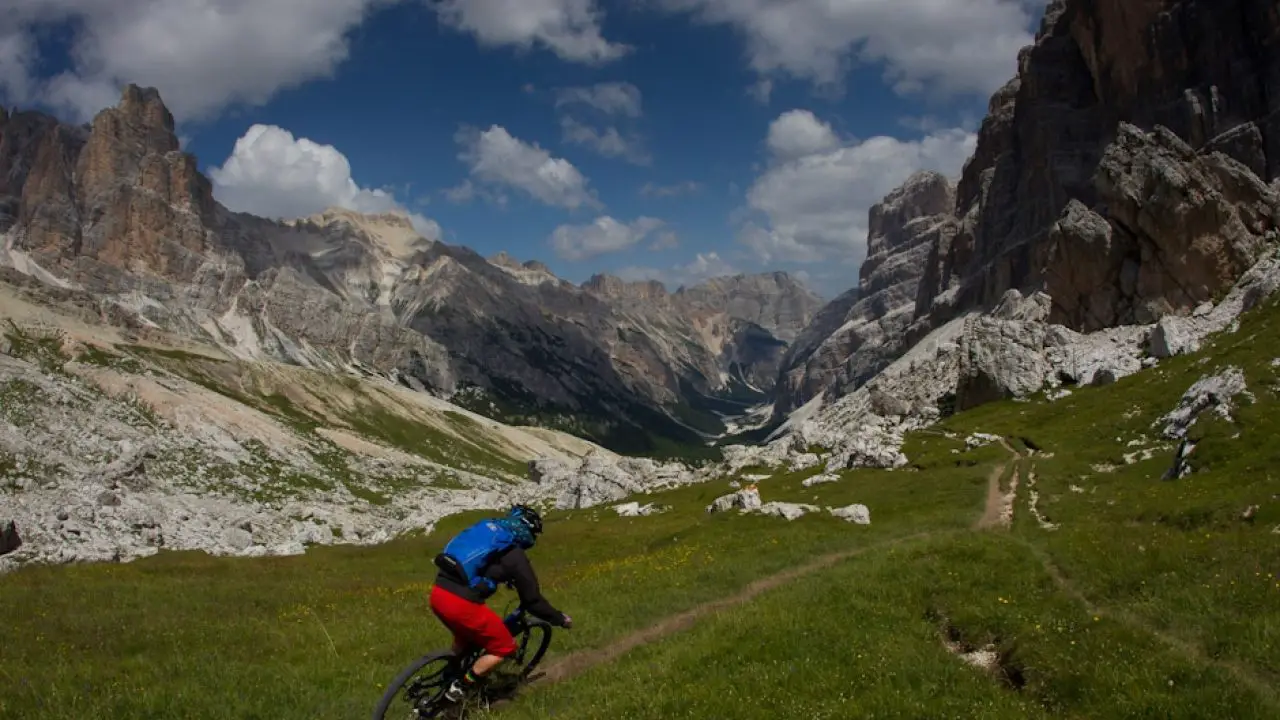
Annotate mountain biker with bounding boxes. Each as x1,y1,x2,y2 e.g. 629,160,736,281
430,504,572,703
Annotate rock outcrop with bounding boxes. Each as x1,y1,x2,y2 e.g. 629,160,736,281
529,451,700,510
757,502,820,521
775,171,957,416
1156,366,1253,441
830,504,871,525
612,501,667,517
723,237,1280,480
705,486,868,524
1,86,821,454
1155,365,1254,479
706,486,763,513
1043,124,1277,330
1147,247,1280,358
914,0,1280,336
776,0,1280,430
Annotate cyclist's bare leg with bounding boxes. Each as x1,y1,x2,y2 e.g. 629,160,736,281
451,633,505,678
471,652,506,677
446,651,507,702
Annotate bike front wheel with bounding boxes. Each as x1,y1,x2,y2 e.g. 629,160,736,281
511,619,553,678
371,650,458,720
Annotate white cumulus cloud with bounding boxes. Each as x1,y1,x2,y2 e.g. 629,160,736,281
0,0,387,122
456,125,600,210
430,0,629,64
655,0,1037,98
740,109,976,265
549,215,665,261
209,124,440,239
766,109,840,160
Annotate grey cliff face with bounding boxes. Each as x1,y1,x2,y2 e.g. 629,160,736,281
915,0,1280,333
579,271,823,399
673,272,824,344
778,0,1280,421
774,171,957,416
0,86,821,455
1044,124,1277,329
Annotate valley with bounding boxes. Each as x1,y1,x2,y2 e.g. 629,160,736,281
2,0,1280,717
3,292,1278,717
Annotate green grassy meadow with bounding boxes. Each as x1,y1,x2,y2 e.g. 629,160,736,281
5,297,1280,718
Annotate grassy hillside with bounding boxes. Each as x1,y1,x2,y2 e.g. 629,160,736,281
0,317,606,510
4,296,1280,718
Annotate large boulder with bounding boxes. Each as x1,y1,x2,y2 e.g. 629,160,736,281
529,450,697,510
612,502,667,517
757,502,820,521
955,291,1054,410
707,486,763,514
1156,367,1252,440
1146,249,1280,359
829,504,872,525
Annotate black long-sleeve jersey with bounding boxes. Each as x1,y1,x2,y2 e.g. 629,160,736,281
434,546,568,626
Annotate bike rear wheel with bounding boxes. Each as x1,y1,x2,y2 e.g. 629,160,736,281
371,651,459,720
372,619,554,718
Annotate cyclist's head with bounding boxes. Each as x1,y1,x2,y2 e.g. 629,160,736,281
507,504,543,544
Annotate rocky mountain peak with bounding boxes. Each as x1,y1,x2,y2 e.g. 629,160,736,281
113,84,179,154
6,84,218,284
489,251,522,270
914,0,1280,334
582,273,669,302
485,251,563,286
307,206,416,229
867,171,955,240
772,174,957,417
683,271,785,295
295,207,431,262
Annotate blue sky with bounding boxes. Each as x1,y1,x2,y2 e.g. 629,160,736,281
0,0,1047,297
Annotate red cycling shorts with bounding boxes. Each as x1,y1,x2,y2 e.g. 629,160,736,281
429,585,518,657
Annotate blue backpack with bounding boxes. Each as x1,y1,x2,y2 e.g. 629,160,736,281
433,518,520,597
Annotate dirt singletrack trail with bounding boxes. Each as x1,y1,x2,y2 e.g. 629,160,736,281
533,530,948,685
975,463,1009,529
518,434,1275,711
994,438,1277,709
1014,537,1280,711
976,438,1022,530
527,439,1022,690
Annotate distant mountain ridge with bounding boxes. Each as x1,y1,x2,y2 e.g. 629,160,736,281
0,86,823,457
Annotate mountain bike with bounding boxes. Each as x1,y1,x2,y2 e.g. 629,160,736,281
372,605,554,719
